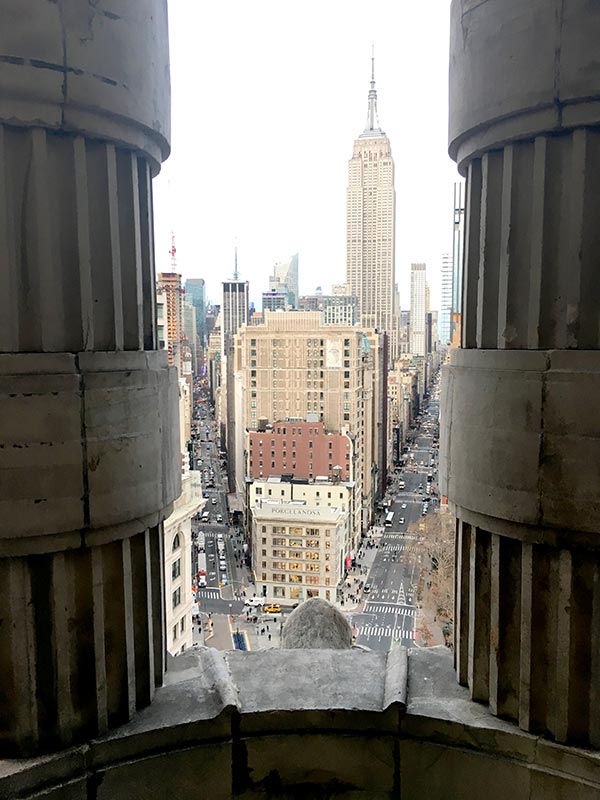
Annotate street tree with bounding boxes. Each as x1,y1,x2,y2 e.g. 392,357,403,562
409,506,455,631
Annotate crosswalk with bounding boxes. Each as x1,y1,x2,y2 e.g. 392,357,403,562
357,625,416,641
381,542,420,553
196,587,221,599
364,603,416,616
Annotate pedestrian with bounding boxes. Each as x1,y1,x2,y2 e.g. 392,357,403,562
266,624,269,632
268,634,271,642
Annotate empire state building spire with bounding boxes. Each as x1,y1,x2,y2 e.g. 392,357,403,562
361,46,384,138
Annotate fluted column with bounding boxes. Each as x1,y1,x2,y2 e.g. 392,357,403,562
0,1,179,757
443,0,600,748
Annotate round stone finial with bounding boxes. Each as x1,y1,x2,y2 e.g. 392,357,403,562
281,598,353,649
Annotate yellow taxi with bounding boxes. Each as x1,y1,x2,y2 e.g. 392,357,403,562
264,603,281,614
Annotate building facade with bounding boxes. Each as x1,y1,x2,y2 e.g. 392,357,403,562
249,480,351,603
247,421,353,483
158,272,185,372
221,281,249,351
262,291,288,312
409,263,427,356
235,311,386,531
185,278,206,348
299,294,359,326
269,253,299,309
346,58,397,358
451,181,465,346
439,252,453,345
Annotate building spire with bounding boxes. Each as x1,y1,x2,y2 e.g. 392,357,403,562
361,45,384,138
233,240,239,281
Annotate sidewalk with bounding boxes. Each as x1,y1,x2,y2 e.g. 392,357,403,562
414,599,450,648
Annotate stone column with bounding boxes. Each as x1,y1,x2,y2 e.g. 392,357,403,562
0,1,179,756
442,0,600,747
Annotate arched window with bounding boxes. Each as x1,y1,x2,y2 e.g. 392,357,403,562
172,533,180,552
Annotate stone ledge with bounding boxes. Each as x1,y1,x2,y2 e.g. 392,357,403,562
1,646,598,799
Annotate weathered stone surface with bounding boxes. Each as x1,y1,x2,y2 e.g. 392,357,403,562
0,0,170,168
243,733,396,796
281,597,353,649
400,739,531,800
1,647,599,798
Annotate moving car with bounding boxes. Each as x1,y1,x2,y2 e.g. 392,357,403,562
399,517,405,524
246,597,264,608
264,603,281,614
211,498,217,505
216,514,223,523
363,583,372,594
401,503,407,509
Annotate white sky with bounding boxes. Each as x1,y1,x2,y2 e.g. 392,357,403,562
153,0,459,313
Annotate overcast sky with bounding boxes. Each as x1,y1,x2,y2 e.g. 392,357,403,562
153,0,458,312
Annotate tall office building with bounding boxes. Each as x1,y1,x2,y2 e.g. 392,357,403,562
439,253,453,345
221,279,249,490
409,263,427,356
185,278,206,347
346,56,397,358
269,253,299,309
451,181,465,345
221,280,249,351
157,272,185,373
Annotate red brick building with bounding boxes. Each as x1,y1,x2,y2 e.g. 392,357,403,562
248,421,353,482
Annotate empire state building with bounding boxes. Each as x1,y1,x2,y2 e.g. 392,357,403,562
346,57,397,358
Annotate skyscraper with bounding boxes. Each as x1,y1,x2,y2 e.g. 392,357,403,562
185,278,206,347
221,280,249,352
269,253,299,309
439,253,453,345
451,181,465,345
346,54,397,358
409,263,427,356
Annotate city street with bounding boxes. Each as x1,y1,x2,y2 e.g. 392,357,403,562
353,377,440,652
192,374,441,652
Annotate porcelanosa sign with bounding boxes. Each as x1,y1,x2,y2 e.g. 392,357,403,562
262,506,330,518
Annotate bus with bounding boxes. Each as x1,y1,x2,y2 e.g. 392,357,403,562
385,511,395,527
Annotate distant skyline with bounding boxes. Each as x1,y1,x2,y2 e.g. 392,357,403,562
153,1,457,312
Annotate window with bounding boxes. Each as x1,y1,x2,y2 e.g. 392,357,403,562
180,616,186,633
172,625,177,643
172,533,180,552
274,587,285,598
172,587,181,609
171,559,181,580
289,562,302,571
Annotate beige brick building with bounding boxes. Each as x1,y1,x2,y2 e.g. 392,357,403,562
234,311,387,533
